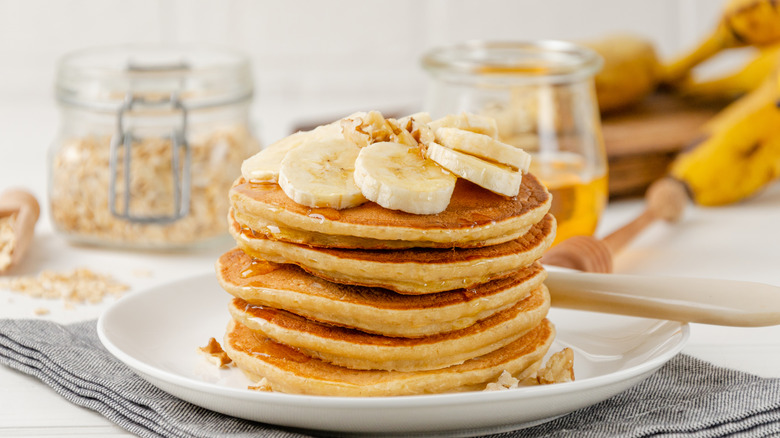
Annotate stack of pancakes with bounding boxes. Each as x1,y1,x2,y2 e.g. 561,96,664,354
216,162,558,396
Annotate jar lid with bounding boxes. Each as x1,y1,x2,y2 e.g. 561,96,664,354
56,44,253,111
422,40,602,85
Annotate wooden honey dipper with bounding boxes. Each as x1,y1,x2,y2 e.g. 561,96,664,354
0,189,40,273
541,178,689,273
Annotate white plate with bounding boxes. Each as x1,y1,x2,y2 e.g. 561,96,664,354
98,273,689,436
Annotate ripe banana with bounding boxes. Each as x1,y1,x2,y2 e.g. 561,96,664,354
278,139,366,209
354,142,456,214
243,110,534,213
669,73,780,205
662,0,780,84
583,33,661,113
675,42,780,100
241,122,342,183
426,142,523,197
434,127,531,172
428,113,499,138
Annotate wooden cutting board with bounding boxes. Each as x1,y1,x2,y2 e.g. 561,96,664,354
602,92,726,197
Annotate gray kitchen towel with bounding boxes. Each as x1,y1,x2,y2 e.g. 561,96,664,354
1,318,780,438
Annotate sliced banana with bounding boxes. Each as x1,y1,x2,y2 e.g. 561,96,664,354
354,142,456,214
398,112,432,126
241,122,343,183
428,112,499,138
426,142,523,197
435,127,531,171
278,138,366,209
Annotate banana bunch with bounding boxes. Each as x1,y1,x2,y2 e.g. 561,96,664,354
242,111,531,214
583,33,661,113
669,72,780,205
661,0,780,205
662,0,780,85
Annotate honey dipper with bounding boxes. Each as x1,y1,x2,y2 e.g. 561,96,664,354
541,178,689,273
0,189,40,273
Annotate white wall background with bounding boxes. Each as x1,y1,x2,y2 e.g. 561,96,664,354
0,0,729,144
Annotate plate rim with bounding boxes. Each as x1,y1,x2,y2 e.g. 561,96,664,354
97,272,690,420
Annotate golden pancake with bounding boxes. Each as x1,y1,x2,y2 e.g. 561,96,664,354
228,285,550,371
223,318,555,397
230,175,551,249
216,248,547,337
230,212,556,294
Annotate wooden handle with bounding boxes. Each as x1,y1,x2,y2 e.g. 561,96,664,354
547,269,780,327
542,178,689,273
0,189,40,272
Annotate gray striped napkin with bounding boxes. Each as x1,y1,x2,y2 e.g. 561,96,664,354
1,318,779,437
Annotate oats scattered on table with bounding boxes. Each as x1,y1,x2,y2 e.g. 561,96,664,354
0,267,129,305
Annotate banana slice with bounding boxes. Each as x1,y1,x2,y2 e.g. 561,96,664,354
428,113,499,138
435,127,531,171
426,142,523,197
278,138,366,209
398,112,432,126
354,142,457,214
241,122,342,183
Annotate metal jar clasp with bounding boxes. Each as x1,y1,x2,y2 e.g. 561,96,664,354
108,92,191,224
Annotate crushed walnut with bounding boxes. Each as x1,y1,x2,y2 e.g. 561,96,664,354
536,348,575,385
248,377,273,392
0,267,129,304
484,348,575,391
0,214,16,272
198,337,233,368
485,370,522,391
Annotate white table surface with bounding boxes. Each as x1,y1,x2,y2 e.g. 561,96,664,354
1,98,780,436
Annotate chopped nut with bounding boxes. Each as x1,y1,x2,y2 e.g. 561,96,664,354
341,111,421,148
198,337,232,368
248,377,273,392
33,307,50,316
537,348,575,385
0,267,129,304
485,370,520,391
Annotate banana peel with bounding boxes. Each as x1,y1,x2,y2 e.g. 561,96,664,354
669,73,780,205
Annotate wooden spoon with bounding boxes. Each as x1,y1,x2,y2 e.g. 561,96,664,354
541,177,689,273
0,189,40,273
547,269,780,327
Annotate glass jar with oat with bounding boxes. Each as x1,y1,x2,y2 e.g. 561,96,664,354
422,41,608,246
50,45,259,249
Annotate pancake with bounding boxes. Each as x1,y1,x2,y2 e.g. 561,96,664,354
230,175,551,249
223,318,555,397
230,212,534,249
216,248,547,337
230,212,556,294
227,285,550,371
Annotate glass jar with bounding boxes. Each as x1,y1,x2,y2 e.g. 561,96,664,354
422,40,608,246
50,44,259,249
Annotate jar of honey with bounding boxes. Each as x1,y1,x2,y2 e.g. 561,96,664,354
422,40,608,246
50,45,259,249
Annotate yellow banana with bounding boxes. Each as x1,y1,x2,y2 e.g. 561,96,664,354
662,0,780,84
669,73,780,205
583,34,661,113
675,42,780,100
